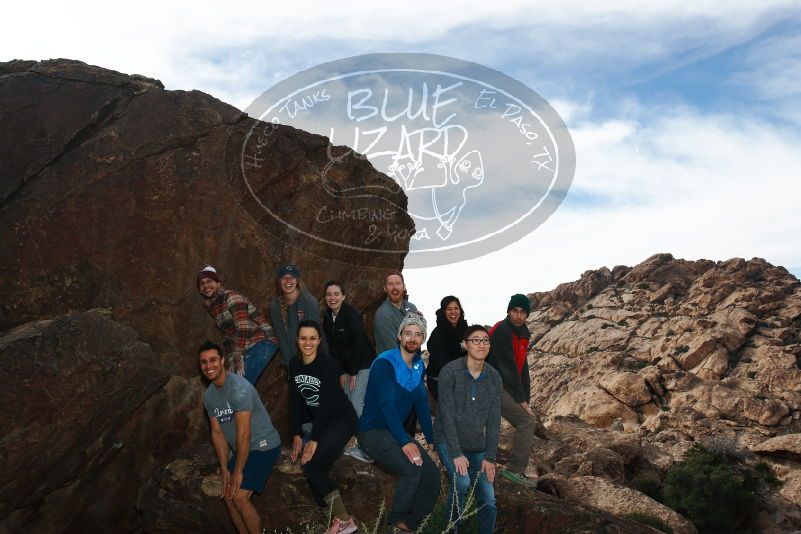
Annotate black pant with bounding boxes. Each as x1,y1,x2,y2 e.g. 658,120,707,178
303,414,357,506
359,429,441,530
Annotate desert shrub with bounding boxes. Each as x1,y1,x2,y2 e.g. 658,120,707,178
660,405,671,412
633,476,663,502
663,445,759,533
586,303,594,309
587,346,600,353
784,336,801,346
753,461,780,487
625,512,673,533
618,319,629,326
673,345,689,355
637,282,650,290
600,323,613,329
746,371,756,379
635,360,649,370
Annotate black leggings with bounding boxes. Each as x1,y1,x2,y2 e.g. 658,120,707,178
303,414,357,506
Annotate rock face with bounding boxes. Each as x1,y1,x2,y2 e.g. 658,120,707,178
527,254,801,438
0,310,170,530
138,444,659,534
0,58,413,371
0,59,411,532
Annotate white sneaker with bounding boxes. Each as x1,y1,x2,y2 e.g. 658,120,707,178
343,446,374,464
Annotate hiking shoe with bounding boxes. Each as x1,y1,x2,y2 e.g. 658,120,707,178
327,516,358,534
501,469,536,487
344,446,374,464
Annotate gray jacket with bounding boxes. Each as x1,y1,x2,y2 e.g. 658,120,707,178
433,357,502,461
270,288,326,365
373,298,417,354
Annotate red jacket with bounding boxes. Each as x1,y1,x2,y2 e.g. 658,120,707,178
487,317,531,403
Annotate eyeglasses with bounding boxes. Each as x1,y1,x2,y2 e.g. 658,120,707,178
401,331,424,338
466,338,490,345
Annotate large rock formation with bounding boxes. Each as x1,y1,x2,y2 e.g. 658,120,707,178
0,59,412,532
519,254,801,532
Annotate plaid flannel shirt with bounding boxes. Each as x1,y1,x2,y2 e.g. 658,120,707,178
205,289,277,371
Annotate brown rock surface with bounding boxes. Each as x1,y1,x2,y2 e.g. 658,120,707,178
0,59,410,532
527,253,801,437
540,475,698,534
0,58,413,369
753,434,801,461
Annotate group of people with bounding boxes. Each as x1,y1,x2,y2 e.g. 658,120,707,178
196,264,538,534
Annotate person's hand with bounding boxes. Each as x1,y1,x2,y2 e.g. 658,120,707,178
481,460,496,483
520,402,534,417
348,374,357,392
301,440,318,464
453,455,469,476
339,374,348,389
291,435,303,463
402,442,422,466
227,470,243,501
219,467,231,500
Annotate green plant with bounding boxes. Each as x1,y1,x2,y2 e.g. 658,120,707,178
673,345,689,355
587,346,599,353
753,461,780,487
637,282,650,290
784,336,801,346
633,476,663,503
586,303,594,309
663,445,759,533
618,319,629,326
746,371,756,379
600,323,613,329
635,360,649,369
660,405,671,412
755,393,767,400
624,512,673,533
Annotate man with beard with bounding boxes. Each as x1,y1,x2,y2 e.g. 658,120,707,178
199,341,282,534
487,293,537,487
374,270,418,354
358,312,439,533
197,265,279,385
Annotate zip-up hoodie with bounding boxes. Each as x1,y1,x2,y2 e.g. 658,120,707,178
357,348,433,445
487,316,531,403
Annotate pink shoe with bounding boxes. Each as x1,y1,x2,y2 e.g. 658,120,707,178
326,516,358,534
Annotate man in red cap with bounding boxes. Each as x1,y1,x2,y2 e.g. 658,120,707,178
197,265,279,385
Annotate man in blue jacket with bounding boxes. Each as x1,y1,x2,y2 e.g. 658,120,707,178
358,312,440,533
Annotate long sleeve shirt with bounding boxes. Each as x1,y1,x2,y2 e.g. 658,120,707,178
357,348,433,445
205,289,277,370
373,299,418,354
433,358,502,461
288,353,356,441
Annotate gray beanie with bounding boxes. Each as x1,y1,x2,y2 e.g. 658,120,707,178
397,311,427,342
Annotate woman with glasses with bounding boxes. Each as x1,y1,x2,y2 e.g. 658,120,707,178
434,325,501,534
288,320,358,534
426,296,468,400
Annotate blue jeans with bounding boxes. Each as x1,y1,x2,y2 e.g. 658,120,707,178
436,443,497,534
243,340,278,385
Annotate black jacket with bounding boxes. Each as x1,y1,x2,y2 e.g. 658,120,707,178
426,312,466,380
487,317,531,403
322,302,375,375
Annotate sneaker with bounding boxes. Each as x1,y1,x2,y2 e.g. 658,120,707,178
344,446,374,464
501,469,536,487
327,516,358,534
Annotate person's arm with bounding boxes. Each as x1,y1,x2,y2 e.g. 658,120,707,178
270,299,292,365
228,410,252,500
287,363,305,438
414,377,434,444
436,367,463,457
344,306,368,375
309,358,340,442
484,373,503,463
209,415,232,500
372,359,412,445
425,329,447,377
490,325,527,403
373,306,396,353
226,293,254,374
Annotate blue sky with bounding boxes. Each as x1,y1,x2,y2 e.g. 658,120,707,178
4,1,801,324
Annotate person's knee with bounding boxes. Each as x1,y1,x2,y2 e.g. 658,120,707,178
232,490,252,510
453,473,471,494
